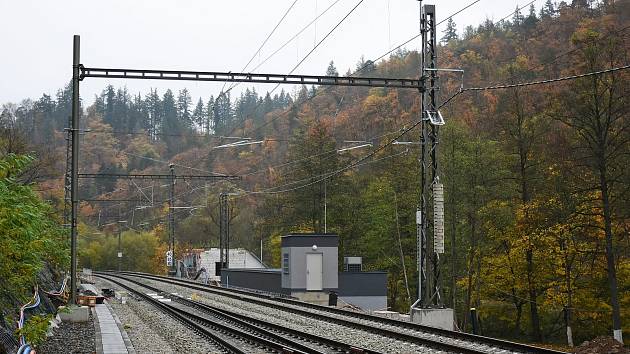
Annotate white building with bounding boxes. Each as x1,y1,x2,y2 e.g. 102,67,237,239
182,248,265,282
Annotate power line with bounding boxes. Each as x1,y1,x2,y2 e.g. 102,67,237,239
440,63,630,110
465,64,630,90
496,0,538,24
226,0,343,95
290,0,364,76
237,124,420,196
235,61,626,197
230,0,366,137
240,0,300,74
243,0,484,138
120,151,229,176
238,148,410,196
249,0,343,74
480,23,630,88
239,127,406,179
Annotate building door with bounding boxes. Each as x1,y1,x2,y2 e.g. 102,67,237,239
306,253,323,291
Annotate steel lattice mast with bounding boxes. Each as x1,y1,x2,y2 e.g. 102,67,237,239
416,1,444,309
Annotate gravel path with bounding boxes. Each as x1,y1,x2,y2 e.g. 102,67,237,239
128,275,451,354
39,311,95,354
94,277,221,354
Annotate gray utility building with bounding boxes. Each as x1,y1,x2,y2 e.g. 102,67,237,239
221,233,387,311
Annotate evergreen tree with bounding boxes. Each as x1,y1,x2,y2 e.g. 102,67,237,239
326,61,339,77
144,89,162,141
128,92,144,133
206,95,215,135
192,98,205,132
441,18,458,44
540,0,555,18
162,89,181,155
115,88,130,131
177,88,192,128
103,85,116,128
355,56,376,75
513,6,524,26
524,4,539,29
54,82,72,131
213,92,232,135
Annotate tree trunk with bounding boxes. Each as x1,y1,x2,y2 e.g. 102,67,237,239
526,249,543,342
464,213,476,331
393,193,411,303
515,302,523,337
599,163,623,343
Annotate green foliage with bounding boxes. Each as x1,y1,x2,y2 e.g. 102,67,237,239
0,154,68,300
79,229,165,272
17,314,52,347
1,0,629,347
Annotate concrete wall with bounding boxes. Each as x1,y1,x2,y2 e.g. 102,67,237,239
339,296,387,311
221,268,287,295
338,271,387,311
338,271,387,296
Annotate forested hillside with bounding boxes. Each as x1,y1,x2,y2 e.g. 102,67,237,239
1,0,628,347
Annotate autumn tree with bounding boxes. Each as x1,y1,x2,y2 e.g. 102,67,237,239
553,24,629,343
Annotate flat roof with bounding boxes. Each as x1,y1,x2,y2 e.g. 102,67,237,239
281,233,338,247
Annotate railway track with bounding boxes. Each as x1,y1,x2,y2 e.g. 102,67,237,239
100,271,567,354
96,273,381,354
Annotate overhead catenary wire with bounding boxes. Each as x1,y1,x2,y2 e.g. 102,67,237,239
240,148,410,195
496,0,538,24
224,0,301,94
229,0,343,92
243,0,484,138
232,0,366,137
239,0,300,74
236,124,420,196
240,62,630,198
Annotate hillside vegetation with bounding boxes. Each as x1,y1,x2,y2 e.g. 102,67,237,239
1,0,628,346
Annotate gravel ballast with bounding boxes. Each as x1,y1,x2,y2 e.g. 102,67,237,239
39,311,96,354
94,277,221,354
126,275,455,354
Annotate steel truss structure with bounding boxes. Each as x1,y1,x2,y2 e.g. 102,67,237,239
417,3,444,309
79,67,423,89
77,171,238,276
68,21,436,302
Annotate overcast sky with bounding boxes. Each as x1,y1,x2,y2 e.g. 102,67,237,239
0,0,540,105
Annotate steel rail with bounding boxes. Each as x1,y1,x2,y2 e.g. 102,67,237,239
95,274,307,354
107,271,509,354
94,274,244,353
117,271,568,354
100,272,377,354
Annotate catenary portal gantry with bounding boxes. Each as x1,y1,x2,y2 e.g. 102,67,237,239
79,67,423,89
68,1,445,310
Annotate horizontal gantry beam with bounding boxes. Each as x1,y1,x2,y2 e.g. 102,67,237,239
78,173,240,180
80,66,423,89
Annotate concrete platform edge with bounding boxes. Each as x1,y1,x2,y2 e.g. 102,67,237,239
92,307,103,354
106,302,136,354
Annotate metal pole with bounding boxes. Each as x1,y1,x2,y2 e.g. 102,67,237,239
226,195,230,268
219,193,225,269
70,35,80,305
324,179,327,233
117,223,122,272
168,164,175,276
